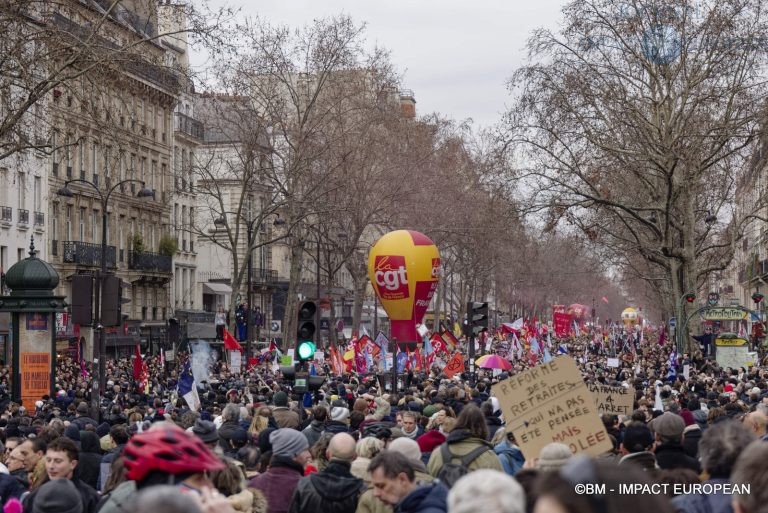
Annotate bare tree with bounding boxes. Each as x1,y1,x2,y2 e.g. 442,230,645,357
206,14,398,348
502,0,768,346
0,0,231,162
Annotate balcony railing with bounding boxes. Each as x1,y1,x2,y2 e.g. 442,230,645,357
0,206,11,222
63,241,117,268
253,268,279,285
128,250,172,273
175,112,204,140
18,209,29,225
34,212,44,226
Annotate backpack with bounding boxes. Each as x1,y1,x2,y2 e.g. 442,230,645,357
435,443,491,488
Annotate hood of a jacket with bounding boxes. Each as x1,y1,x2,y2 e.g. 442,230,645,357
445,428,489,446
397,482,448,513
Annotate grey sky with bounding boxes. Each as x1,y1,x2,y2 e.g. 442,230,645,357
208,0,566,129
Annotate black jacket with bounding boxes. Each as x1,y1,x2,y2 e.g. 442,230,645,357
302,420,325,448
484,415,504,442
24,478,99,513
654,442,701,473
76,431,104,490
0,473,25,505
288,461,365,513
396,482,449,513
682,426,703,459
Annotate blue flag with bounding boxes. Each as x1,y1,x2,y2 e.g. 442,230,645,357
396,351,408,373
543,347,553,363
178,361,200,411
557,345,568,355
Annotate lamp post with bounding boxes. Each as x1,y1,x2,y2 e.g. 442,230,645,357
57,178,154,420
214,211,284,359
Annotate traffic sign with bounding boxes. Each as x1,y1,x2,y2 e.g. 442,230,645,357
707,292,720,307
669,317,676,328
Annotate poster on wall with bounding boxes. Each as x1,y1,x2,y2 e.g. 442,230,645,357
20,352,50,408
26,314,48,331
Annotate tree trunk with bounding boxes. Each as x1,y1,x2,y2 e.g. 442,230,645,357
282,235,306,352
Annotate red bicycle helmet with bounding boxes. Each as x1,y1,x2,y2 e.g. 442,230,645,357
123,425,226,482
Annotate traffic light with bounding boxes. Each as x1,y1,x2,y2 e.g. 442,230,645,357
467,301,489,334
684,293,696,304
101,276,122,327
753,292,764,305
296,301,317,362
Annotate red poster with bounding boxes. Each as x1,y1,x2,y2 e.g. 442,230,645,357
553,312,572,338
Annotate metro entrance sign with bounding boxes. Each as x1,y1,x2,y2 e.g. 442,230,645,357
700,308,749,321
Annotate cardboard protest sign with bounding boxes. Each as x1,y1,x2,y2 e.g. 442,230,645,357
492,356,612,460
607,358,620,368
586,383,634,416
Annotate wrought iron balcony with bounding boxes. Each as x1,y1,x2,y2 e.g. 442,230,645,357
63,241,117,268
128,250,172,273
18,209,29,225
0,206,11,223
253,268,279,286
175,112,204,140
34,212,44,226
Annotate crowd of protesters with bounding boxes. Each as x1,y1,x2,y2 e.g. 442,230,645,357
0,328,763,513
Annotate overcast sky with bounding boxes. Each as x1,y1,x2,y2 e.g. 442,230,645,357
205,0,566,130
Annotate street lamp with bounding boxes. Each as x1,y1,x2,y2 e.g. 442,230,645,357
57,178,154,420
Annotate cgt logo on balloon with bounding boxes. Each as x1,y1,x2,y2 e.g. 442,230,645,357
373,255,409,299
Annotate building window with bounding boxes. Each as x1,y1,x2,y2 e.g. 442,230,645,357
34,177,41,212
79,208,85,241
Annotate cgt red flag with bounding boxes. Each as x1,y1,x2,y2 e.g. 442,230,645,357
223,328,244,351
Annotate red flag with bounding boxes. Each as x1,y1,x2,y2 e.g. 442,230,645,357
224,328,244,351
430,333,448,354
444,352,465,378
133,345,143,380
658,327,666,347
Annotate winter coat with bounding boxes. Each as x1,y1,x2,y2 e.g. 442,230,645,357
25,478,99,513
249,456,305,513
98,444,125,492
219,420,248,451
273,408,300,430
73,415,99,430
302,420,325,448
654,442,701,473
96,480,137,513
288,461,365,513
229,487,269,513
395,482,449,513
324,421,350,435
682,425,702,459
356,470,433,513
426,429,503,478
0,473,24,505
484,415,504,442
493,440,525,476
76,431,104,490
672,478,734,513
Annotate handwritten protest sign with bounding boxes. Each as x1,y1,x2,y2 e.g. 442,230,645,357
586,383,634,416
444,353,465,378
492,356,612,460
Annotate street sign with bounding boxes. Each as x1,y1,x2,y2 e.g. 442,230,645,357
701,307,748,321
707,292,720,307
319,319,330,331
669,317,676,328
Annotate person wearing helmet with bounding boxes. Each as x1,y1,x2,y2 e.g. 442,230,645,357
97,423,228,513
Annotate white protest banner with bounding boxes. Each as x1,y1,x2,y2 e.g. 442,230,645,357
586,383,634,416
607,358,620,368
230,350,241,374
683,364,690,380
492,356,612,460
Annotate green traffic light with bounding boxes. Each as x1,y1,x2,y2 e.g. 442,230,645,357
297,341,316,360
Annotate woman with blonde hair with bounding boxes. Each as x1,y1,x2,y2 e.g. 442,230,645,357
249,407,272,438
350,437,384,485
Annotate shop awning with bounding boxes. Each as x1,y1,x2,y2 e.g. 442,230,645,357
203,282,232,295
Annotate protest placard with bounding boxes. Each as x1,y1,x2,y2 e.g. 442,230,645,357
492,356,612,460
586,383,634,416
607,358,620,368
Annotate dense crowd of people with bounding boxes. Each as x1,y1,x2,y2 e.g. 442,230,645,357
0,329,764,513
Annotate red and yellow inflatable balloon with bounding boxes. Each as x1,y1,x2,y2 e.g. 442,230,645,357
368,230,440,346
